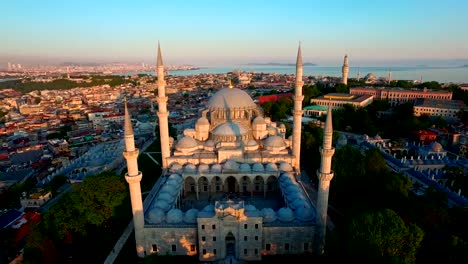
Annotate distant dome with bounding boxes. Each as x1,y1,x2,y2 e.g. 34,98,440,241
374,134,382,140
261,208,277,223
365,73,377,80
252,116,266,125
245,205,258,211
264,136,286,148
430,141,443,152
166,208,183,224
277,207,295,222
212,122,248,137
176,136,198,150
208,88,257,110
183,209,199,224
184,163,197,173
146,208,165,224
223,160,239,171
246,139,258,146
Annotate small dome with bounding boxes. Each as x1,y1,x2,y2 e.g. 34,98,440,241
252,163,264,172
279,123,286,129
204,140,215,147
207,88,257,110
212,122,248,137
198,164,210,173
261,208,277,223
158,192,175,202
223,160,239,171
202,204,215,212
176,136,198,150
264,136,286,148
184,163,197,173
374,134,382,140
153,200,171,211
245,204,258,212
168,174,183,183
252,116,266,125
295,207,315,222
196,117,210,126
265,163,278,172
279,162,293,172
285,185,299,194
240,163,251,172
430,142,443,152
277,207,295,222
166,208,183,224
161,185,178,196
169,163,183,173
246,139,258,146
211,164,222,173
290,198,308,210
183,209,199,224
146,208,165,224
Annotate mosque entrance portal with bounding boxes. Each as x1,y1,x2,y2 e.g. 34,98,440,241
225,232,236,257
227,177,236,193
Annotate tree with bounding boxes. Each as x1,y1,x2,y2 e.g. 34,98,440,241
347,209,424,263
75,171,126,227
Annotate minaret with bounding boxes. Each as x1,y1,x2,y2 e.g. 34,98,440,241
292,43,304,170
388,67,392,84
357,67,360,82
315,106,335,254
122,99,145,257
156,42,171,168
341,54,349,85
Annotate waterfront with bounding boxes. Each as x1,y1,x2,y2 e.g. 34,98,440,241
129,65,468,83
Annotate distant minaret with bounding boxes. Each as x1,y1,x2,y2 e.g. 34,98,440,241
357,67,361,82
341,54,349,85
66,66,70,79
292,43,304,170
388,67,392,84
122,99,145,257
420,75,423,83
156,42,171,168
315,106,335,254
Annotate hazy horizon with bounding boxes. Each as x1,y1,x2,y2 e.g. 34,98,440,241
2,0,468,67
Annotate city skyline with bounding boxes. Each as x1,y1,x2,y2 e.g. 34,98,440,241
2,0,468,66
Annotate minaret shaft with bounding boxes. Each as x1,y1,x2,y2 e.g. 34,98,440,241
157,43,171,168
342,54,349,85
123,100,145,257
315,106,335,254
292,44,304,170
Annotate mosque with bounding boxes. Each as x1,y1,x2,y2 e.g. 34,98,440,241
122,44,335,261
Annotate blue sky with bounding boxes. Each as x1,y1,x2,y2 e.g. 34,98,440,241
2,0,468,66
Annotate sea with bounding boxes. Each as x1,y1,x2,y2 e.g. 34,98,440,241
125,65,468,83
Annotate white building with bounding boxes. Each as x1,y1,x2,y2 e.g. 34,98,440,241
310,93,373,110
413,98,465,121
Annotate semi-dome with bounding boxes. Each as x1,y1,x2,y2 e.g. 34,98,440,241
208,88,257,110
212,122,248,137
264,136,286,148
175,136,198,150
166,208,183,224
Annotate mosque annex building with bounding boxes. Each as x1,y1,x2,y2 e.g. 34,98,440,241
122,44,335,261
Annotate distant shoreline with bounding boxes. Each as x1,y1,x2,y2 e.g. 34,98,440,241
246,62,317,66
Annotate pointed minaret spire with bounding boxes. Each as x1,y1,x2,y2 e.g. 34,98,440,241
342,54,349,85
292,42,304,170
157,41,163,68
156,42,171,168
124,97,134,136
315,104,335,254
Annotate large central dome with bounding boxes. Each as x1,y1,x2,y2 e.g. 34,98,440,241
207,88,257,110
